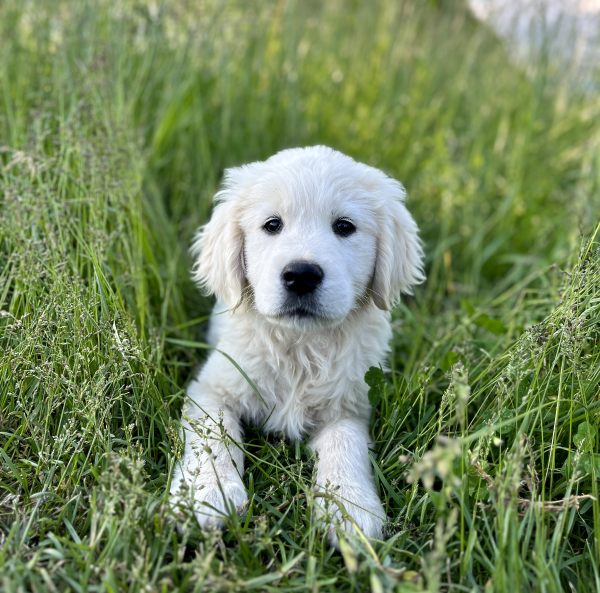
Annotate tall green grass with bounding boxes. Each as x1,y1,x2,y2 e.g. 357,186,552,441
1,1,599,591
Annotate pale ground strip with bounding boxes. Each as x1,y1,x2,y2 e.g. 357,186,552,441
467,0,600,81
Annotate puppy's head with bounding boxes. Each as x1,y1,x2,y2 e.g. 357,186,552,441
192,146,424,329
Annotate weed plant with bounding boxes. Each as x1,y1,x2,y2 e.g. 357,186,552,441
0,1,599,591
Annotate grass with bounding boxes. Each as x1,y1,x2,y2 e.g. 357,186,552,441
1,0,599,591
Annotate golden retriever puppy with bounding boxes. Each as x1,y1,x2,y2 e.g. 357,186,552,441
170,146,424,547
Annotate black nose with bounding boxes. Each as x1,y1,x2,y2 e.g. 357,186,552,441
282,262,324,295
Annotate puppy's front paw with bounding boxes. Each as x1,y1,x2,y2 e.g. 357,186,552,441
193,479,248,529
315,486,386,549
170,476,248,529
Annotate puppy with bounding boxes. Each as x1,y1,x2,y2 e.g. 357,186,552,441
170,146,424,547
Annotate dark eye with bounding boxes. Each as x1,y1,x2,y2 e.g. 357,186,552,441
263,218,283,234
333,218,356,236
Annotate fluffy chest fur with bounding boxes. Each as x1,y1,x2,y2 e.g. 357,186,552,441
203,301,392,439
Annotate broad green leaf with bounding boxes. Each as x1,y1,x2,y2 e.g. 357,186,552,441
574,421,596,451
364,366,384,387
441,351,459,372
368,386,382,406
474,314,507,335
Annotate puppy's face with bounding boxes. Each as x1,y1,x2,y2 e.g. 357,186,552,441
240,175,378,328
193,147,424,330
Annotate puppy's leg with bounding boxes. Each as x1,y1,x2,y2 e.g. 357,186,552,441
170,381,247,529
308,417,386,548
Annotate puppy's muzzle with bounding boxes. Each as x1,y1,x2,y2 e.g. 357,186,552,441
281,262,324,296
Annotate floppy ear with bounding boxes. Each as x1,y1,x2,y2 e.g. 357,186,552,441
190,179,247,311
371,181,425,311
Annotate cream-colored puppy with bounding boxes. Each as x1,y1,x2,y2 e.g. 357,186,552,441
170,146,424,546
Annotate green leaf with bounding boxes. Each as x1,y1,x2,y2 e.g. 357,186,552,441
474,314,507,335
0,449,27,497
370,573,384,593
576,454,600,476
409,372,428,393
562,452,600,477
338,537,358,573
368,386,382,406
441,351,459,372
364,366,384,387
574,421,596,451
242,572,285,589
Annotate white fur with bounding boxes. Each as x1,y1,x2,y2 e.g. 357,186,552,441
170,146,424,547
